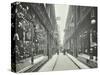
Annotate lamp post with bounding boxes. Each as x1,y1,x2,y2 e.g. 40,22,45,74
89,8,97,60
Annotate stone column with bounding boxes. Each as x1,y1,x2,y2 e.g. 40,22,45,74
47,31,52,59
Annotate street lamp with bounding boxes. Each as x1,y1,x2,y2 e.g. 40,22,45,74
36,39,37,42
90,8,96,25
91,19,96,25
89,8,97,60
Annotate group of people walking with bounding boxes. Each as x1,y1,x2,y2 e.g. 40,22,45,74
56,49,66,55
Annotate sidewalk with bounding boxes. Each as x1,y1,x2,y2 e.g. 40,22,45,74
16,55,48,73
78,53,97,63
66,53,89,69
77,53,97,68
78,54,90,59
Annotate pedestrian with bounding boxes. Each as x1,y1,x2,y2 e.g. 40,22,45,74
31,48,34,64
57,49,59,55
63,49,66,55
31,56,34,64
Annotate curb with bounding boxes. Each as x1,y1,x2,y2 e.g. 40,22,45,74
66,53,90,69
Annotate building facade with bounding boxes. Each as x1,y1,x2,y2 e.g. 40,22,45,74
64,5,97,61
11,2,58,70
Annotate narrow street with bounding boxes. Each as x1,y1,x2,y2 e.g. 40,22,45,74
53,53,79,71
39,52,89,72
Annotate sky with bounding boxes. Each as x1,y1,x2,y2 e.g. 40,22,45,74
55,4,69,45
